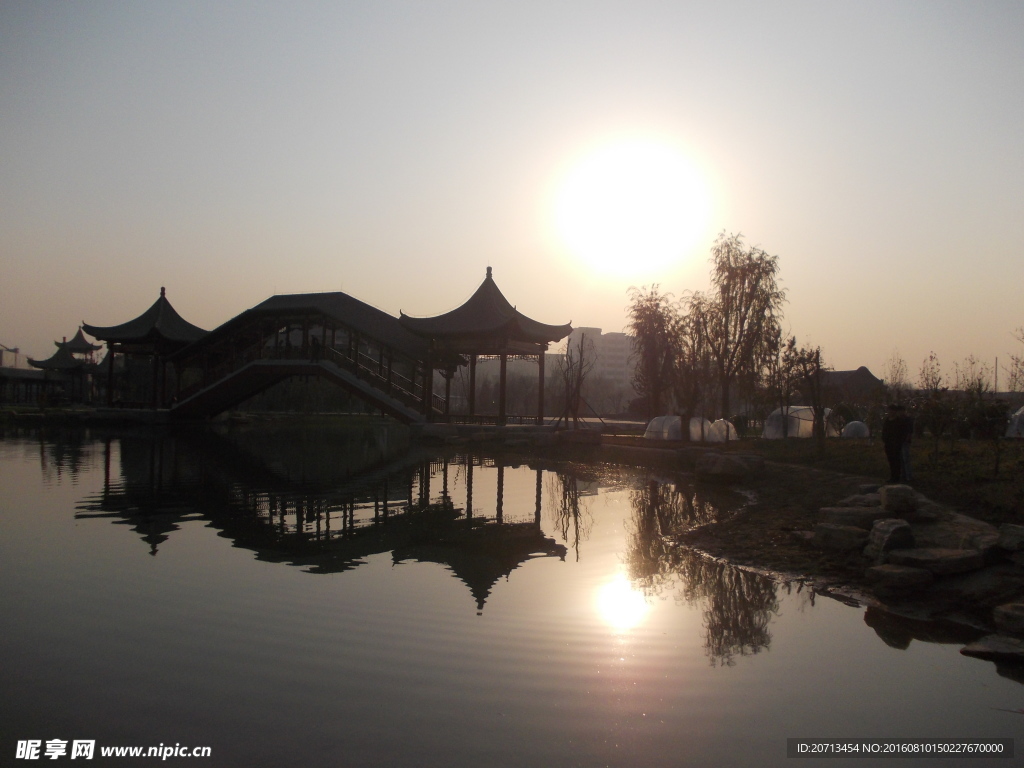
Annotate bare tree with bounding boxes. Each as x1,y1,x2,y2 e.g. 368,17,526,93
556,332,596,428
791,344,829,454
1008,327,1024,394
695,232,786,420
626,286,680,419
916,351,953,464
883,348,910,404
672,292,716,440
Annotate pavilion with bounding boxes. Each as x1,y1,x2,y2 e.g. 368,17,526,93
399,267,571,425
83,287,207,408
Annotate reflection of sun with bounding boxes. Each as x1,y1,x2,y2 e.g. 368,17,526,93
553,138,712,277
595,573,650,631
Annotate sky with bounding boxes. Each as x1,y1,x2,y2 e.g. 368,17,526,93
2,1,1022,385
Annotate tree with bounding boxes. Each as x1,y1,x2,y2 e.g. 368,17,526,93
883,349,910,404
626,286,680,420
1008,327,1024,394
556,331,596,428
672,292,715,439
790,343,829,455
916,351,953,465
695,232,786,419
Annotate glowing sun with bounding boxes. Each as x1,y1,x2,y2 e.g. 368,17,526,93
553,138,712,277
595,573,650,631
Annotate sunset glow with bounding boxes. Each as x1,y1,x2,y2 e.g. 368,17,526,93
553,139,712,277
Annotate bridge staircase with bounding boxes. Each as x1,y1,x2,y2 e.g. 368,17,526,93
171,344,444,423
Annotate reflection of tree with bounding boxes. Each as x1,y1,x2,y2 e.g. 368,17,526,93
626,480,679,595
675,553,779,666
625,474,779,665
546,469,593,561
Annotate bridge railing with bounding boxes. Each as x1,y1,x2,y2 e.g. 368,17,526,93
175,337,444,417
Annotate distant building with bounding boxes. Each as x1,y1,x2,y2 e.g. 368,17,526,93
564,327,636,394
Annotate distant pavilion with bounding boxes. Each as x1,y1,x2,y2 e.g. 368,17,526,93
84,287,207,408
399,267,571,425
27,327,103,403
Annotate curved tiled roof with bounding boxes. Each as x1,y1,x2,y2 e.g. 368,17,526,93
29,344,85,371
57,328,102,354
83,288,207,345
398,268,571,345
173,291,429,360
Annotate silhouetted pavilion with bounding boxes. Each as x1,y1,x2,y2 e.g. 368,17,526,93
83,287,207,407
399,267,571,425
58,328,102,360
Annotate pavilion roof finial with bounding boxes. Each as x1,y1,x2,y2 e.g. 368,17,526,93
160,286,166,298
486,266,492,279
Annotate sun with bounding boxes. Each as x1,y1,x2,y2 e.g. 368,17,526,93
553,138,712,277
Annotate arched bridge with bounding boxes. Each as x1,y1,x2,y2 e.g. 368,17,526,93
168,293,452,422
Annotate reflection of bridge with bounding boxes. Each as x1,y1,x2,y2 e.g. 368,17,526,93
75,432,567,611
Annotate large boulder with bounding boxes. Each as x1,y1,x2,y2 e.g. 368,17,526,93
880,484,917,516
865,564,934,596
814,523,869,551
819,506,890,530
913,513,999,554
961,635,1024,661
863,519,914,563
887,547,985,576
997,524,1024,552
994,603,1024,635
834,492,882,508
694,452,764,482
928,565,1024,608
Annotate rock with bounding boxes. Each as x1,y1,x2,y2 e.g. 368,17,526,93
865,564,934,595
694,452,764,482
819,506,890,530
997,524,1024,552
887,548,985,576
961,634,1024,661
863,519,914,563
994,604,1024,635
791,530,816,545
913,513,1000,553
880,484,917,515
835,492,882,508
858,483,881,494
814,523,869,551
910,498,944,522
928,565,1024,608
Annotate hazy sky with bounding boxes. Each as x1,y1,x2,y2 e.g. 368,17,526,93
2,1,1022,384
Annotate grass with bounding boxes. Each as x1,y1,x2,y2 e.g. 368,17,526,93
726,436,1024,527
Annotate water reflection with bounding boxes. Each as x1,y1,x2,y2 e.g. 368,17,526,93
75,427,569,613
595,572,650,631
625,474,781,665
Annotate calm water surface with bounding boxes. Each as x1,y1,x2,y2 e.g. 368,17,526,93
1,424,1021,767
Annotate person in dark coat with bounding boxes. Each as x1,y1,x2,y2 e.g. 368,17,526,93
881,404,913,483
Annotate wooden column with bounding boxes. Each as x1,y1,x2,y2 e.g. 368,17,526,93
106,345,115,406
498,353,507,426
468,355,477,417
537,349,545,425
444,370,451,420
423,360,434,421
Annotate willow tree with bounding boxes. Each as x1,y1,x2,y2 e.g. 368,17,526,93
626,286,680,419
695,232,786,419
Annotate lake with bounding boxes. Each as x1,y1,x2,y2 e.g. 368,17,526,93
1,422,1020,767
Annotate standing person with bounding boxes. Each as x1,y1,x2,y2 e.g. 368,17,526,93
881,404,911,484
900,406,915,483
